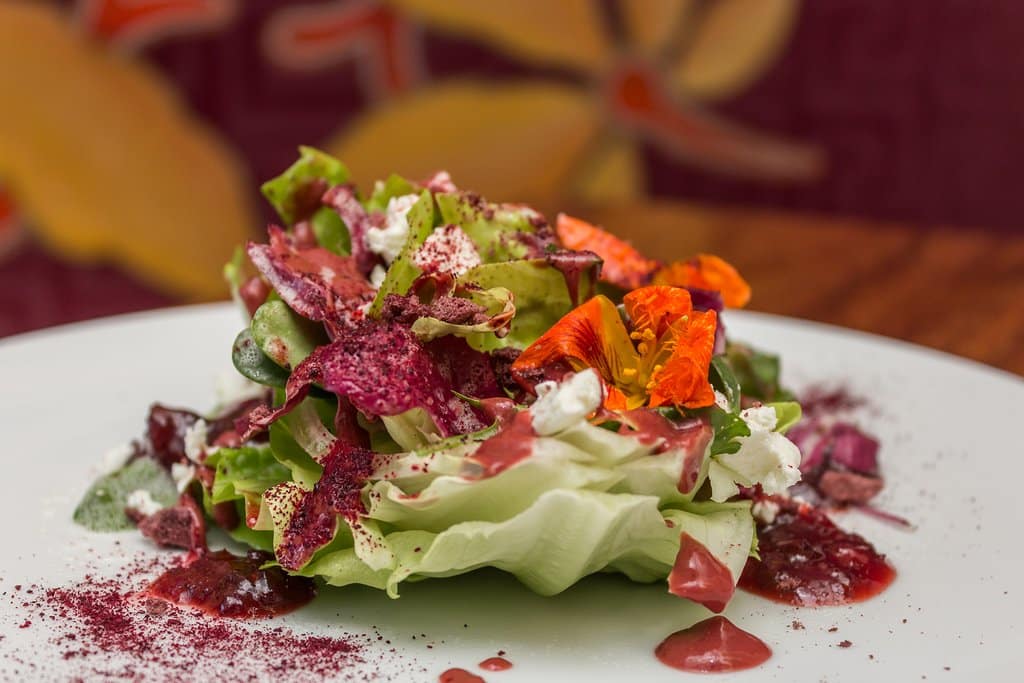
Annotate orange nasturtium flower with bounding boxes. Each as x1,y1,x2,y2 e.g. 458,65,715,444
555,213,661,290
512,286,717,411
653,254,751,308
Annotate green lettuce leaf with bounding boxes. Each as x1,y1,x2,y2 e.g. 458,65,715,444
725,342,795,402
250,300,327,371
73,458,178,531
365,173,417,212
207,446,292,507
409,286,515,344
456,260,574,350
368,189,436,316
434,192,542,262
261,146,349,225
231,328,289,388
311,206,351,255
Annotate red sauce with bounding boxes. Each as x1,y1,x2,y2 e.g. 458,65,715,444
465,410,535,478
655,616,771,673
439,668,486,683
668,533,735,613
617,410,712,493
144,549,316,618
739,499,896,606
479,656,513,671
544,249,601,306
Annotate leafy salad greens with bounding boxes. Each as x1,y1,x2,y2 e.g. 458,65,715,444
77,147,803,614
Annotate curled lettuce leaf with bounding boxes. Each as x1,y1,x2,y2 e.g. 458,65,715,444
434,192,545,262
369,189,436,316
262,146,349,225
456,260,574,350
251,299,328,371
409,286,515,343
254,369,764,606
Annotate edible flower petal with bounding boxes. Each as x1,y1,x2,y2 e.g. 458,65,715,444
654,254,751,308
555,213,660,290
512,286,716,410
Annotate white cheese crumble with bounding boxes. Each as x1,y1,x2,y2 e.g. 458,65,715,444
740,405,779,432
98,442,134,475
183,419,209,463
751,498,780,524
171,462,196,493
369,264,387,289
530,369,603,436
708,404,802,502
365,193,419,263
411,224,481,276
126,489,163,517
713,390,730,411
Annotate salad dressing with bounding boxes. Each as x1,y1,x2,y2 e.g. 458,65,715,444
655,616,771,673
739,497,896,606
144,549,316,619
439,668,486,683
478,656,513,671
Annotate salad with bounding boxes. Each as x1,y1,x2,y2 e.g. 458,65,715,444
74,148,893,669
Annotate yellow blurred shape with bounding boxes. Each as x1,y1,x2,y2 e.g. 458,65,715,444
327,81,603,205
620,0,695,57
384,0,611,72
671,0,800,100
572,136,644,203
0,2,253,300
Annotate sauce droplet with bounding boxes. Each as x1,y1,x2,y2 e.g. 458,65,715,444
439,668,486,683
464,411,535,478
655,616,771,673
479,656,513,671
668,532,735,613
144,549,316,619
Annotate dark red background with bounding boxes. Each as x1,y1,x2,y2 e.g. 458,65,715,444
3,0,1022,337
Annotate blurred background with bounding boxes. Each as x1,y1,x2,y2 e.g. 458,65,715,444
1,0,1022,373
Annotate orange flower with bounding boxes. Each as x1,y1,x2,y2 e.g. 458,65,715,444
654,254,751,308
512,286,717,410
556,213,661,290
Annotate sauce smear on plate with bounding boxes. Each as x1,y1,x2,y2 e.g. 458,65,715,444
439,668,486,683
145,549,316,618
739,499,896,605
655,616,771,673
479,656,513,671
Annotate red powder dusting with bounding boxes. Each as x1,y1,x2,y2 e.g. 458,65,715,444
838,640,853,648
791,621,805,631
0,552,418,682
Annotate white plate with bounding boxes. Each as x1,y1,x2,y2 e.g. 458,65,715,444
1,304,1021,682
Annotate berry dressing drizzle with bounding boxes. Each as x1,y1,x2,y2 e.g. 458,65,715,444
145,549,316,618
655,616,771,673
478,656,513,671
739,496,896,606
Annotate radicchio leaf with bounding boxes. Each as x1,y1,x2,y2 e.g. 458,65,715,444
321,184,380,275
243,320,486,440
275,441,376,571
247,226,373,327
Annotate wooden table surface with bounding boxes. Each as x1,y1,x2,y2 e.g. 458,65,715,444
575,202,1024,378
